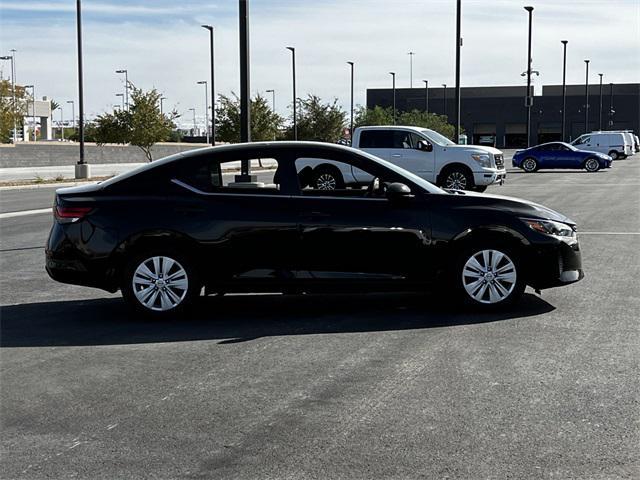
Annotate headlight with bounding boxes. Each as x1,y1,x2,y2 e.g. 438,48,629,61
471,153,492,168
522,218,576,240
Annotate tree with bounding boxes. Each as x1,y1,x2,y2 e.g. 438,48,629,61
0,79,27,143
286,95,346,142
216,93,283,143
354,105,456,140
92,85,175,161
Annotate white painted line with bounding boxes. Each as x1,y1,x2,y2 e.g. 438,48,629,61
580,232,640,235
0,208,51,219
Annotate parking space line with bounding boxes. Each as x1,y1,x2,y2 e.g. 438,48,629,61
0,208,51,219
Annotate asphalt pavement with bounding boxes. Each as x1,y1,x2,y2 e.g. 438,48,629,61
1,159,639,479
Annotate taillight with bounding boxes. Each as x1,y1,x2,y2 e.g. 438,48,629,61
54,206,93,223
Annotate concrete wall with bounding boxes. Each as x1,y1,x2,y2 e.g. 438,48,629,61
0,142,211,168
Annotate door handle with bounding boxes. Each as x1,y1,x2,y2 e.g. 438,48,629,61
300,211,331,218
391,154,402,158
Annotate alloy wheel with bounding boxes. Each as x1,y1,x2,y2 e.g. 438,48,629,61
316,173,337,190
462,249,517,304
132,256,189,311
585,158,600,172
445,171,468,190
522,158,537,172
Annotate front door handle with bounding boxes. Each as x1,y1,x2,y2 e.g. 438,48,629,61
391,154,402,158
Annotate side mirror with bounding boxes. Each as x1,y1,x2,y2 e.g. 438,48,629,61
386,182,414,202
417,140,433,152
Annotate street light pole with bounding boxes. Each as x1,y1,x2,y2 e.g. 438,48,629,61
116,93,124,110
561,40,568,142
390,72,396,125
609,83,614,129
454,0,462,143
66,100,75,135
75,0,87,176
524,6,534,148
266,89,276,140
60,105,64,140
423,80,428,113
189,108,197,135
584,59,590,134
286,46,297,140
347,62,354,143
24,85,36,141
159,96,166,115
201,25,216,146
408,52,415,88
442,84,447,117
598,73,603,131
197,80,209,144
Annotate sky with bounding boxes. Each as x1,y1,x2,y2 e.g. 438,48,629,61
1,0,639,128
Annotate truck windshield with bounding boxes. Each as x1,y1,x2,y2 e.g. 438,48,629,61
421,130,456,146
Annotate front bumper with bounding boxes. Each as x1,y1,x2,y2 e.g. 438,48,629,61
523,238,584,290
474,168,507,186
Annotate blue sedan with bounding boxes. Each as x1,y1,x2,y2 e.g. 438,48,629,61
512,142,612,172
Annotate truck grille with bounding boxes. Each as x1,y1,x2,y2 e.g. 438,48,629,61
495,154,504,168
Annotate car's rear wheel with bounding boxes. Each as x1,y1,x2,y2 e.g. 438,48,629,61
522,157,538,172
584,157,600,172
608,150,619,160
313,166,344,190
440,167,474,191
122,251,200,317
456,246,524,308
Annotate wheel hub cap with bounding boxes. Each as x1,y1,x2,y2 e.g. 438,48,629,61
132,256,189,311
462,249,517,304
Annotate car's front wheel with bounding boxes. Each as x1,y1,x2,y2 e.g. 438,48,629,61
122,251,200,317
457,247,524,308
522,157,538,172
584,157,600,172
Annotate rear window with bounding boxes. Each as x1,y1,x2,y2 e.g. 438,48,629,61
359,130,394,148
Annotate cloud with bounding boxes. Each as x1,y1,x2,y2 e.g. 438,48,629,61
1,0,638,129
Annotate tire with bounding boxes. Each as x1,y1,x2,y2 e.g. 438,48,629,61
312,166,344,190
474,185,488,193
121,250,200,318
608,150,619,160
439,166,474,191
521,157,538,172
455,245,525,309
584,157,600,172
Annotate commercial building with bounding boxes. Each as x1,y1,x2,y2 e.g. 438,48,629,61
366,83,640,148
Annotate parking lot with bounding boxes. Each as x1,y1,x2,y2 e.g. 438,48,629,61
1,158,639,479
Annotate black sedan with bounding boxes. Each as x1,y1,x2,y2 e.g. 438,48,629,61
46,142,583,317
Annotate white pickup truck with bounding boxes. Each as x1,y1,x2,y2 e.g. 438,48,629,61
299,125,507,192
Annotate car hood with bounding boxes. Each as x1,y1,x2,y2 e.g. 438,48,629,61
448,189,575,225
444,144,503,156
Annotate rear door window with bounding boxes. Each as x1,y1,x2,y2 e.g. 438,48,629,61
359,130,394,148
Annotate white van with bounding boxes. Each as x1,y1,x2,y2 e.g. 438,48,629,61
571,132,631,159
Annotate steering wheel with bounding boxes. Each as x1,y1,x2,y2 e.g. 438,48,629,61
365,177,387,197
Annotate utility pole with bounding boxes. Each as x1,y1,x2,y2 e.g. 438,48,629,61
408,52,415,88
75,0,89,178
584,59,590,134
423,80,429,113
237,0,255,183
66,100,75,135
524,6,534,148
197,80,209,144
347,62,354,144
609,83,614,129
201,25,216,145
390,72,396,124
561,40,568,142
286,46,297,140
454,0,462,144
598,73,603,131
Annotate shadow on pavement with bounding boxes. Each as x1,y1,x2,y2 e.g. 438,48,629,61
0,292,555,348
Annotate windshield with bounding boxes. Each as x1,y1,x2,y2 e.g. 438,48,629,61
421,129,456,146
355,148,447,194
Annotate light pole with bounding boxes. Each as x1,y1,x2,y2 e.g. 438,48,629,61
115,93,124,110
159,96,166,115
442,84,447,117
266,89,275,112
598,73,603,131
75,0,87,176
609,83,614,129
201,25,216,146
347,62,354,143
115,69,128,110
197,80,209,144
24,85,35,141
286,46,297,140
584,59,590,134
454,0,462,143
390,72,396,125
423,80,429,113
408,52,415,88
524,6,534,148
59,105,64,140
0,55,16,142
188,108,197,136
561,40,568,142
67,100,75,135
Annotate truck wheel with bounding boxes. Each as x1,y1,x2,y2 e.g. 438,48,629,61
608,150,619,160
313,166,344,190
440,167,474,191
